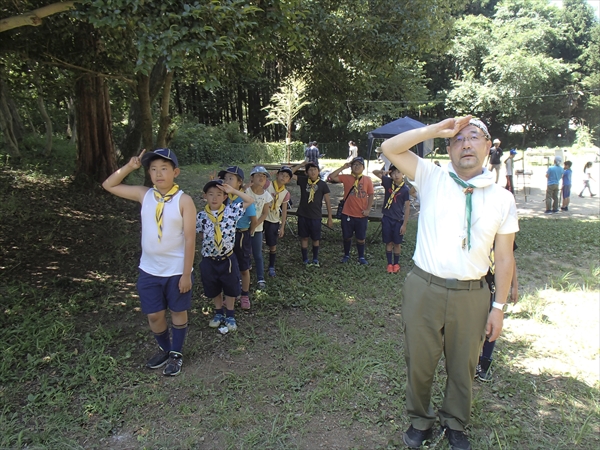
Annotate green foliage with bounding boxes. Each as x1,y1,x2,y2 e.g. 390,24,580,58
573,124,595,148
168,122,304,165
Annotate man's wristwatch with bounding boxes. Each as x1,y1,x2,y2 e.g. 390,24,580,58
492,301,508,312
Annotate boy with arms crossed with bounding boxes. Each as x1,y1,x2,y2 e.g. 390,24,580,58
293,161,333,265
102,148,196,376
372,165,411,273
198,179,254,332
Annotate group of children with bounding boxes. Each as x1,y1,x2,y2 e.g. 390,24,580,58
103,148,413,376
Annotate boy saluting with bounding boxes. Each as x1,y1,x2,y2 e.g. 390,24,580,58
102,148,196,377
197,179,254,332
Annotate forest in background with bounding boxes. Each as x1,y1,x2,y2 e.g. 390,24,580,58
1,0,599,182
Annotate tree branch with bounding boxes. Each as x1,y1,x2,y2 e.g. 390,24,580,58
0,1,78,33
40,55,135,85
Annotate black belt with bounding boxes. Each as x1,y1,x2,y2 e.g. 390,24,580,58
210,251,233,261
412,265,485,290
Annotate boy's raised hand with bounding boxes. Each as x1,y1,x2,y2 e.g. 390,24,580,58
128,149,146,170
218,183,234,194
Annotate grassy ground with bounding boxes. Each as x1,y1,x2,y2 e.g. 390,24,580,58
0,150,599,450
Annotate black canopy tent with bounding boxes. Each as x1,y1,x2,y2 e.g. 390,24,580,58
366,116,434,166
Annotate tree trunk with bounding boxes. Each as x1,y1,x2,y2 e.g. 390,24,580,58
136,73,153,151
121,59,167,159
156,70,174,148
66,96,76,144
34,76,53,156
74,74,117,183
0,78,22,159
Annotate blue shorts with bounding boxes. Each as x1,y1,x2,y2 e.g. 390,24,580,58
137,270,193,315
562,185,571,199
381,215,405,245
199,254,241,299
298,216,322,241
341,214,368,241
233,229,252,272
264,220,280,247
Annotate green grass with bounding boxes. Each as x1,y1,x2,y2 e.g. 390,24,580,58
1,153,599,449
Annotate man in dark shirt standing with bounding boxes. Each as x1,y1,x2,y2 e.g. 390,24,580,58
305,141,321,166
488,139,503,183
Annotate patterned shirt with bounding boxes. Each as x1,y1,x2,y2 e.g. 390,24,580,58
196,202,244,258
305,146,321,165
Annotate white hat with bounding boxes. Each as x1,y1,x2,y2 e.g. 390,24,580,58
493,138,501,144
375,147,383,153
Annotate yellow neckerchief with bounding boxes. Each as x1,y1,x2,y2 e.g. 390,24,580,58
270,180,285,210
307,177,319,203
204,203,226,251
153,184,179,241
227,193,238,204
384,180,405,209
351,173,363,195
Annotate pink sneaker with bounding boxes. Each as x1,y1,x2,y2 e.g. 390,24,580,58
392,264,401,274
240,294,251,310
387,264,394,274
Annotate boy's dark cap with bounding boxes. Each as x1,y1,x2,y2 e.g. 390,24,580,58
278,166,293,177
218,166,244,181
351,156,365,166
305,161,320,171
203,179,224,193
141,148,179,168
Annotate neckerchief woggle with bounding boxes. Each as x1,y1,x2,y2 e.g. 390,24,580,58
153,184,179,241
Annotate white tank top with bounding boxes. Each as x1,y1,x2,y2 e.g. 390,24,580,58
139,189,185,276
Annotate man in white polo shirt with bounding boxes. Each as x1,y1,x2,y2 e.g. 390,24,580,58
382,116,518,450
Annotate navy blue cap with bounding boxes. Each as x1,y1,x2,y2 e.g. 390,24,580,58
141,148,179,168
218,166,245,181
351,156,365,166
278,166,293,177
203,178,224,193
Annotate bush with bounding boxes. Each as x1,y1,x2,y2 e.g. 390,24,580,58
169,122,304,165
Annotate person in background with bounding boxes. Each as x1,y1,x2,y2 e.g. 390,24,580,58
579,161,596,198
347,141,358,161
488,139,503,183
545,156,564,214
561,161,573,211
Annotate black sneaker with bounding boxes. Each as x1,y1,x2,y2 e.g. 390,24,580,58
476,368,493,382
163,352,183,376
444,427,471,450
403,425,433,448
146,349,170,369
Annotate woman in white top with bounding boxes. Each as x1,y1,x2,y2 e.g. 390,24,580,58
579,161,596,197
347,141,358,161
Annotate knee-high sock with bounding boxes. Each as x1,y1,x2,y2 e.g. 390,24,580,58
171,323,188,354
153,328,171,352
343,239,352,256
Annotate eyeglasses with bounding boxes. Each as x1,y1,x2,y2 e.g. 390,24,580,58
449,133,487,146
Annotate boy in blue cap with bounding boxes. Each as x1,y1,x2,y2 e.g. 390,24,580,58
197,179,254,331
218,166,257,310
372,165,411,273
102,148,196,376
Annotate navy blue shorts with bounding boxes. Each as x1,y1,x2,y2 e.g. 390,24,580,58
264,220,280,247
199,254,241,299
381,215,405,244
137,269,194,315
233,229,252,272
562,185,571,199
298,215,322,241
341,214,368,241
